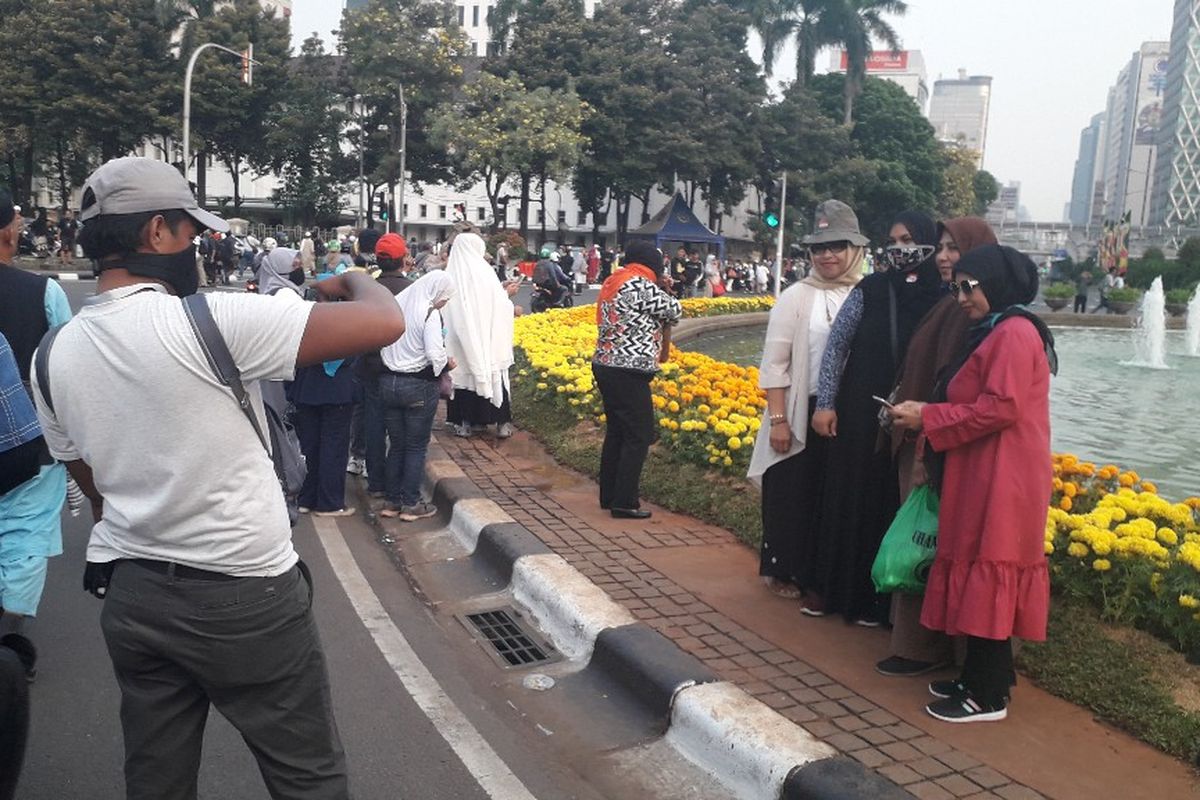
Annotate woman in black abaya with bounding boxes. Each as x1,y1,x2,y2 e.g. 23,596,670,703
804,211,944,624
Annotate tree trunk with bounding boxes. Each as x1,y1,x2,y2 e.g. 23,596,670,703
538,173,548,244
842,75,858,126
21,143,34,207
639,187,652,224
518,172,531,241
229,156,242,211
616,192,631,243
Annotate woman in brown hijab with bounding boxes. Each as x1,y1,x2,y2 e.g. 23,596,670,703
875,217,998,678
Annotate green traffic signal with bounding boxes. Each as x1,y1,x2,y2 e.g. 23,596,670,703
763,211,780,229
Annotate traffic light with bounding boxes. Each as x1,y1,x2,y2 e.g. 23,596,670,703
761,178,782,229
377,192,388,221
241,44,254,86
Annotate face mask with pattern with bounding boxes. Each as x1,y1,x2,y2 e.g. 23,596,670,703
884,244,936,272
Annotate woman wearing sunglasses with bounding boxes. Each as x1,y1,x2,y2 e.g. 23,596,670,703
748,200,864,600
889,244,1057,723
875,217,997,679
804,210,944,624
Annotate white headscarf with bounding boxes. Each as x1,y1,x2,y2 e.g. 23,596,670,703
258,247,301,297
443,233,514,406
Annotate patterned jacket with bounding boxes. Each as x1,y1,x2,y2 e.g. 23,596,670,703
593,276,682,373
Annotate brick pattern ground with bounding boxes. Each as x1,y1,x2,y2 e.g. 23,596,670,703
437,432,1044,800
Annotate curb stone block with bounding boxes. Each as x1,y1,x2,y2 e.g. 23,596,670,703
589,623,719,730
448,498,515,552
783,757,915,800
473,522,554,583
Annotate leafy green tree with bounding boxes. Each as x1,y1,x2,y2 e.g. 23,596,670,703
339,0,469,220
488,0,587,89
972,169,999,215
937,145,981,219
265,35,346,226
431,73,587,241
184,0,291,210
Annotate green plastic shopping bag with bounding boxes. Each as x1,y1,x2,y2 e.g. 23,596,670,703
870,485,940,593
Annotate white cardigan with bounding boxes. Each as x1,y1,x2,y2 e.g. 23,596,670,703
746,282,854,484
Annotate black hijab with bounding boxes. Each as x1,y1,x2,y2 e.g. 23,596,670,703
936,244,1058,400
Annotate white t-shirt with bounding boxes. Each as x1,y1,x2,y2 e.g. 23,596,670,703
32,284,313,577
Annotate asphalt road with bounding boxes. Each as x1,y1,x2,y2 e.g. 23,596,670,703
18,275,729,800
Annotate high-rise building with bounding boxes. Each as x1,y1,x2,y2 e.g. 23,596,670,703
927,71,992,167
1068,112,1107,226
1099,42,1169,226
986,182,1022,226
1150,0,1200,228
827,50,929,112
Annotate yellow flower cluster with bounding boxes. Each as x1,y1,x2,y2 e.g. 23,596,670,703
511,298,773,473
1045,455,1200,653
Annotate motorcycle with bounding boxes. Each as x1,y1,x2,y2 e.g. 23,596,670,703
530,282,574,313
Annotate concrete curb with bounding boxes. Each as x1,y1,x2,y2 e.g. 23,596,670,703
405,458,914,800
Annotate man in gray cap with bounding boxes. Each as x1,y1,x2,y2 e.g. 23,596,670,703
31,157,406,799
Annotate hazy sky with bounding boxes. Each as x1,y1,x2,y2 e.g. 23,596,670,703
290,0,1171,221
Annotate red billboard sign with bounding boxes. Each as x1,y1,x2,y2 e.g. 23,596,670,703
838,50,910,72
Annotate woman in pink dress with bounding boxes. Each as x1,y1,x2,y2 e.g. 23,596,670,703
889,245,1057,723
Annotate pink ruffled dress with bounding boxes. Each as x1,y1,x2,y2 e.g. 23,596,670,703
919,317,1052,641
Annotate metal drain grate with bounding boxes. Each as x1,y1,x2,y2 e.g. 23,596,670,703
463,609,556,668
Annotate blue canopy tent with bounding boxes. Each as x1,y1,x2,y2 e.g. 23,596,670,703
626,193,726,261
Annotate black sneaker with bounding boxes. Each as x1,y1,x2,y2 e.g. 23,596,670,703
926,693,1007,723
876,656,950,677
928,679,968,699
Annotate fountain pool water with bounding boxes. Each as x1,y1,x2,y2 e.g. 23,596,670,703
1188,285,1200,357
684,325,1200,499
1123,276,1169,369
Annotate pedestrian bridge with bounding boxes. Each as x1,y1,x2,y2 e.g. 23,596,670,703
995,221,1200,262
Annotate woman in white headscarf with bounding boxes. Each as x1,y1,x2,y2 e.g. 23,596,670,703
442,232,520,438
377,271,457,520
257,247,303,297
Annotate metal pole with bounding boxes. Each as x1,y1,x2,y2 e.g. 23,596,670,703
182,42,261,183
774,170,787,298
397,84,408,239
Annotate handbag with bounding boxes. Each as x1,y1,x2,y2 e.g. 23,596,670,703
711,278,726,297
870,485,940,593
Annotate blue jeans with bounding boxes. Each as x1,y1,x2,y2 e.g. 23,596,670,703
379,373,440,507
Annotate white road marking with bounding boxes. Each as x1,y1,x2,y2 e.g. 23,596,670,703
312,517,539,800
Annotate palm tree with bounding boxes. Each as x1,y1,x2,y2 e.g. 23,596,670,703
829,0,906,125
747,0,837,87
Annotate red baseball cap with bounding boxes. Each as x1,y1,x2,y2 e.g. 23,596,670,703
376,233,408,260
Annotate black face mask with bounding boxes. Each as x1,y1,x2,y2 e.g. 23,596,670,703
120,244,200,297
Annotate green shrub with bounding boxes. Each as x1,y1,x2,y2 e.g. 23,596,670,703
1042,282,1075,299
1107,286,1142,303
1165,288,1193,305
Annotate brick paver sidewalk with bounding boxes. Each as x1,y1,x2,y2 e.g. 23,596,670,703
438,432,1029,799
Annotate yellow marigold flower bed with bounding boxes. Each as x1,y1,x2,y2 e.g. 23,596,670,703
1047,453,1200,659
514,299,1200,659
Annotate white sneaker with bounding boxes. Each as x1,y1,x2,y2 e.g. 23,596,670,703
496,422,514,438
346,457,365,475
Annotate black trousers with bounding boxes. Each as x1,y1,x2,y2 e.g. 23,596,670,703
960,635,1015,707
100,561,347,799
0,645,28,800
1073,294,1087,313
295,402,354,513
593,364,656,509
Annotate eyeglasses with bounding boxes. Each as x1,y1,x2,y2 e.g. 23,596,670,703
949,278,982,296
807,241,849,256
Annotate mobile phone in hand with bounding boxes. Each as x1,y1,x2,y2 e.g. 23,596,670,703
872,395,894,409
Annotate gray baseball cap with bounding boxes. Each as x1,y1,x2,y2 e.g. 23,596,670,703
802,199,869,246
79,157,229,233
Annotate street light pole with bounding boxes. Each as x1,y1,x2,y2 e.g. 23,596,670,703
396,83,408,239
773,170,787,298
182,42,260,185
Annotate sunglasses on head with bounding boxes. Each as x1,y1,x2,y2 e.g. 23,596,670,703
949,278,982,296
807,241,849,256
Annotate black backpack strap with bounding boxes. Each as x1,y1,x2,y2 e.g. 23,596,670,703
181,294,270,453
34,324,65,414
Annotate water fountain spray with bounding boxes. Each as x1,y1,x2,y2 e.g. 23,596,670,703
1127,276,1169,369
1187,284,1200,357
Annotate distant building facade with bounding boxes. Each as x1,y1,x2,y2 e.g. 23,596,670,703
1150,0,1200,229
986,182,1022,226
1067,112,1107,226
828,50,929,112
927,71,992,166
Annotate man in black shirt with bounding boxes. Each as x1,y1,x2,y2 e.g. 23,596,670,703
57,210,78,266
